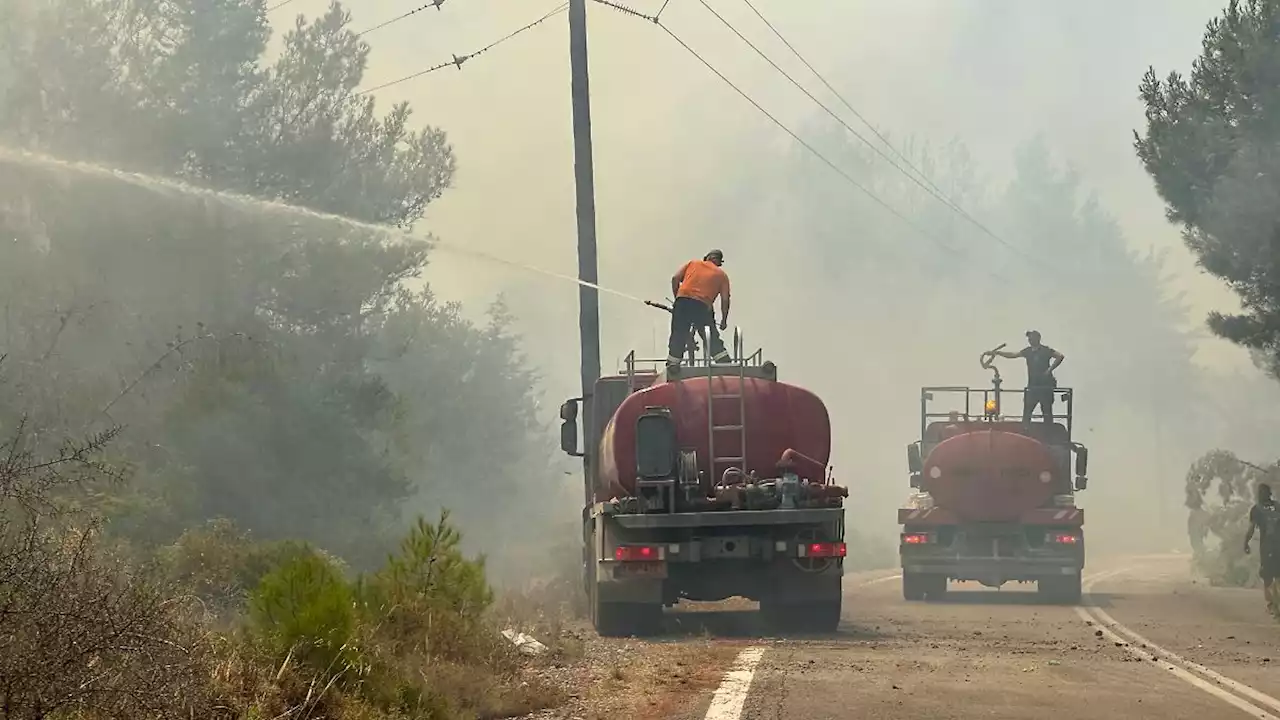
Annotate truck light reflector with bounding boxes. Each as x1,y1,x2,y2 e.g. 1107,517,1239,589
1050,533,1079,545
615,545,664,562
799,542,846,558
902,533,930,545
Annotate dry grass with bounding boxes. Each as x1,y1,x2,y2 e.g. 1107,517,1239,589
569,640,744,720
0,521,215,719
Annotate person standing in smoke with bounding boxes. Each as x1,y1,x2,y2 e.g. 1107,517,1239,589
666,249,731,369
993,330,1065,425
1245,482,1280,620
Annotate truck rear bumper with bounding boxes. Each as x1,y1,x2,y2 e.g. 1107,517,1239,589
604,506,845,529
597,559,843,604
902,556,1080,584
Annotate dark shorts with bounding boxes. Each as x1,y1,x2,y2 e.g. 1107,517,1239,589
1261,552,1280,581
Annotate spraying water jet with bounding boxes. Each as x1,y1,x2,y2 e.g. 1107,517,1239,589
0,145,651,306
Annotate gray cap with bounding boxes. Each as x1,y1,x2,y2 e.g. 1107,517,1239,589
705,248,724,261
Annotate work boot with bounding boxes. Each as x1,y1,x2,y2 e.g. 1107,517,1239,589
712,351,732,364
665,356,681,373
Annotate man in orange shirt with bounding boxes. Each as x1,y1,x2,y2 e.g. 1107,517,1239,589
666,249,732,367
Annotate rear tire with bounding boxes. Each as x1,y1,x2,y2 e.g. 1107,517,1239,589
902,571,925,601
922,573,948,601
594,599,663,637
761,595,842,634
1038,571,1082,605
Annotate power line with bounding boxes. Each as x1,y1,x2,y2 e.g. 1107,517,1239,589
733,0,1033,263
695,0,1033,265
266,0,302,12
355,3,568,96
589,0,995,273
657,21,960,255
695,0,961,215
358,0,446,38
742,0,942,196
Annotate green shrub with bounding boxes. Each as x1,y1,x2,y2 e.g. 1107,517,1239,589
162,518,347,613
360,510,498,665
248,551,366,678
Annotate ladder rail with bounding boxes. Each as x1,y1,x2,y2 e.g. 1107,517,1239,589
706,328,749,482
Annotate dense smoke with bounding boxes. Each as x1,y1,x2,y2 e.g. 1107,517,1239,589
5,0,1280,579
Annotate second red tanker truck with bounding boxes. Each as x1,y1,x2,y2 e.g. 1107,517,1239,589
558,335,848,637
899,346,1091,603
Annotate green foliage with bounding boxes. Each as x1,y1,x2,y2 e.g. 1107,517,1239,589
362,510,498,664
1185,448,1277,586
0,0,552,567
248,550,365,676
226,512,557,719
1136,0,1280,371
161,518,344,612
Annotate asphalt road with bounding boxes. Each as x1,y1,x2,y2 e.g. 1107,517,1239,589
664,555,1280,720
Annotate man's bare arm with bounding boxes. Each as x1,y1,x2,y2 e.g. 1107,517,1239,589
994,350,1021,359
671,266,686,298
1246,512,1258,553
1050,350,1065,371
719,276,731,329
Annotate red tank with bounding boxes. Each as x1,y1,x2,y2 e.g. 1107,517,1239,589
596,376,830,501
922,429,1055,522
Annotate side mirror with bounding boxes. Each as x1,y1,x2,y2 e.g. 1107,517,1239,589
560,399,579,422
909,472,922,489
907,442,923,474
1075,476,1088,492
559,398,584,457
1073,445,1088,477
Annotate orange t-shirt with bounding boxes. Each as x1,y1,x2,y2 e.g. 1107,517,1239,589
675,259,730,306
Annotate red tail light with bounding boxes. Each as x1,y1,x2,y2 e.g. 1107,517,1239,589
800,542,846,558
614,545,664,562
902,533,931,545
1050,533,1079,545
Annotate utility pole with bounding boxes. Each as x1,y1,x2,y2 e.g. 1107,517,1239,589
568,0,600,500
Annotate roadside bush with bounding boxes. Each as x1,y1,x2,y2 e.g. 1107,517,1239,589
248,551,366,679
221,511,559,719
162,518,345,615
0,520,213,719
0,419,213,718
362,510,497,663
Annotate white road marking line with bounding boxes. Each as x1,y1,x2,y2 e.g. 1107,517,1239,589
700,570,898,719
1079,568,1280,718
861,573,903,586
703,646,765,720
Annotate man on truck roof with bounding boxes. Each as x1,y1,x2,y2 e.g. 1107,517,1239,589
992,330,1064,425
666,249,731,368
1244,482,1280,620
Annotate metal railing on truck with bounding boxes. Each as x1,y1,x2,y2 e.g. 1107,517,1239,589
920,385,1075,443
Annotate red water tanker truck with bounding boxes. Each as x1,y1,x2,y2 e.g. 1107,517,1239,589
559,335,847,636
899,346,1090,603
